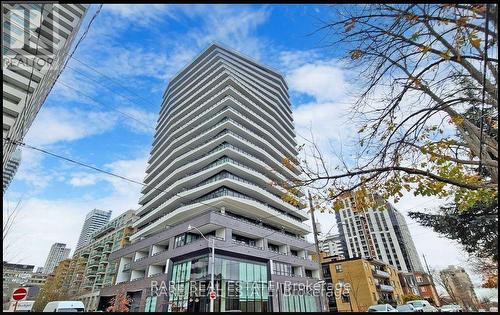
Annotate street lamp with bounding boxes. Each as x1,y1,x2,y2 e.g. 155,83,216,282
187,225,215,312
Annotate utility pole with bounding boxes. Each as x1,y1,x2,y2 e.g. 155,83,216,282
423,254,440,306
308,190,327,312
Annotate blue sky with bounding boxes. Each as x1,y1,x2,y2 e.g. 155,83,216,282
2,4,496,298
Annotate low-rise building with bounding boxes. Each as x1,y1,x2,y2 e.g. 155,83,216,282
2,262,35,310
398,272,420,296
414,271,440,306
322,255,405,312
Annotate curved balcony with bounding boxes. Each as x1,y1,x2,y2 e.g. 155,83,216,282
155,112,297,178
153,97,296,170
140,140,290,205
132,192,310,241
165,49,290,120
373,269,390,278
143,129,298,199
136,173,307,229
151,75,295,166
138,154,288,215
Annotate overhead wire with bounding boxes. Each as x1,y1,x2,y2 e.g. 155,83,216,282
3,137,312,239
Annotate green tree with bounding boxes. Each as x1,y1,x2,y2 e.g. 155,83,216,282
408,200,498,260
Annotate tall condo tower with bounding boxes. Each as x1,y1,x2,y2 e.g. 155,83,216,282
335,193,423,272
101,44,321,313
43,242,71,274
3,4,88,174
75,209,112,251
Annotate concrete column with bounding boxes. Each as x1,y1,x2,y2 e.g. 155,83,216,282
262,238,269,250
168,237,175,251
224,227,232,243
215,227,225,240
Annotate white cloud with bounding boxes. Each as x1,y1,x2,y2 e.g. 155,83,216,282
104,4,174,26
25,106,118,147
69,172,101,187
118,106,157,134
103,156,149,195
288,60,348,102
183,5,271,60
279,49,322,70
3,154,148,267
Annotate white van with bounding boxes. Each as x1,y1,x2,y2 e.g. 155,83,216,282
43,301,85,312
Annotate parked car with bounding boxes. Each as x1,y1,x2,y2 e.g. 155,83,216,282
367,304,399,312
43,301,85,312
405,300,438,312
396,304,416,312
440,304,463,312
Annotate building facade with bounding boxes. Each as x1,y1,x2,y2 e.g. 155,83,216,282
64,210,137,311
440,266,479,311
413,271,440,306
2,4,88,172
3,147,21,193
335,193,423,273
2,262,35,310
100,43,321,312
398,272,420,296
387,203,424,272
320,233,345,259
43,242,71,274
322,256,405,312
75,209,112,251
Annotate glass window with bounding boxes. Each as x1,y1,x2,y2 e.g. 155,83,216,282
335,264,343,273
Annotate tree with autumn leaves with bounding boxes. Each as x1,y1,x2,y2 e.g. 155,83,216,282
291,3,497,207
278,2,497,286
106,287,133,312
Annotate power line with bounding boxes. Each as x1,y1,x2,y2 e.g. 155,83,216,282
4,4,103,145
3,137,310,236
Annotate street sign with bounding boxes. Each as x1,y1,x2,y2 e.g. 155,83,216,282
209,291,216,300
12,288,27,301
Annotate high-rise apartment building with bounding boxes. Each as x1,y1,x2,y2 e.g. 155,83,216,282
320,233,345,259
3,147,21,193
62,210,137,311
100,43,321,312
75,209,112,251
43,242,71,274
2,4,88,173
387,203,424,272
440,265,479,311
335,193,423,273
